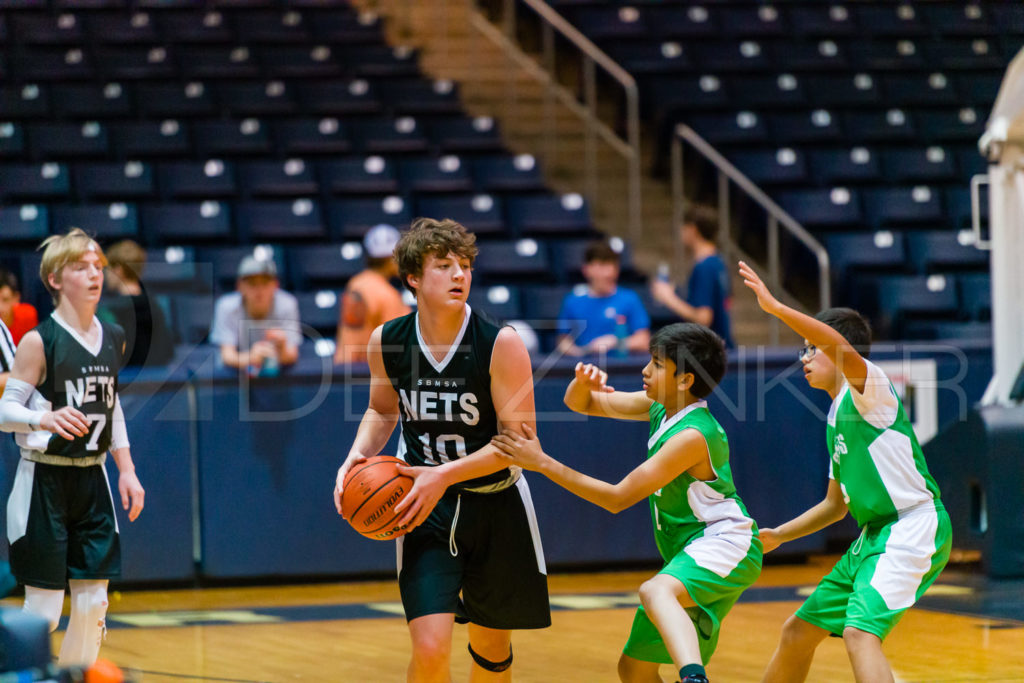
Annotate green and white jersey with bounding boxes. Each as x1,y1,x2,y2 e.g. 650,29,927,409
827,360,942,527
647,400,757,576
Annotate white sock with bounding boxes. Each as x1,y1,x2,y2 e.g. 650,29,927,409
23,585,65,633
57,579,109,667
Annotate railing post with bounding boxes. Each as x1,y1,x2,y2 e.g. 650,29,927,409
671,129,685,268
542,21,556,171
583,56,598,205
717,170,731,263
627,86,641,243
768,215,780,346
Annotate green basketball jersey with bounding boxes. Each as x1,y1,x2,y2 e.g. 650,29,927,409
381,305,511,490
34,314,125,458
647,400,757,564
826,360,942,527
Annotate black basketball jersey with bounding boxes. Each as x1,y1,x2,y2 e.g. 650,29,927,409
381,306,509,490
36,315,125,458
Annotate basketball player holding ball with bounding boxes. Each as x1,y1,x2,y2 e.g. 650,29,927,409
333,218,550,682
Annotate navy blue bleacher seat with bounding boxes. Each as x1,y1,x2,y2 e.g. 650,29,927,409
328,196,412,240
571,6,650,40
506,194,593,237
824,230,907,305
959,273,992,321
789,5,857,37
142,246,203,294
865,186,944,227
848,40,926,71
415,194,505,236
338,44,421,78
309,9,386,44
688,112,770,146
401,156,474,194
233,10,312,43
171,293,216,345
925,39,1002,70
294,79,382,116
0,205,48,245
730,74,808,109
808,147,882,184
770,110,842,143
520,283,576,322
319,157,399,195
429,116,503,153
777,187,862,228
883,73,959,107
0,162,71,201
95,46,177,80
946,187,988,228
606,41,692,76
177,46,261,79
258,45,344,79
472,239,552,283
160,160,238,199
112,121,192,158
141,201,233,245
30,122,110,159
957,72,1003,107
238,199,325,242
136,83,217,118
159,10,234,43
646,6,720,39
473,155,545,193
276,118,352,156
907,230,988,274
720,6,788,37
883,147,957,183
51,203,139,240
353,118,430,154
548,238,641,283
14,48,95,81
776,40,849,70
86,11,161,43
854,4,927,37
218,81,297,117
844,109,917,142
806,74,881,108
0,85,49,119
52,83,133,119
193,120,273,157
645,76,731,112
286,243,365,291
467,285,523,323
923,4,994,37
876,274,958,339
295,290,340,337
12,13,86,44
919,107,986,143
378,79,462,115
0,122,25,158
76,161,156,200
239,160,318,197
730,148,808,186
199,245,288,294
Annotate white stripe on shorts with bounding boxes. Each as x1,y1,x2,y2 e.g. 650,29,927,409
870,501,939,610
515,476,547,576
101,463,120,534
7,459,35,544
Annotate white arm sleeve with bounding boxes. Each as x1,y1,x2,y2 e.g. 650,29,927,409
110,395,130,451
0,378,47,434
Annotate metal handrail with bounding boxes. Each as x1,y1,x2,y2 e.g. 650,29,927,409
499,0,643,242
672,124,831,337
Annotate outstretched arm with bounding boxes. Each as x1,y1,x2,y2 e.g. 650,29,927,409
492,423,709,514
759,479,848,552
738,261,868,393
563,362,652,421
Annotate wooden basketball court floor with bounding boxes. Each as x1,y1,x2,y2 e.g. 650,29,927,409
10,557,1024,682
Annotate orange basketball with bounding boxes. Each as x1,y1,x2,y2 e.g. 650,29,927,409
85,659,125,683
342,455,414,540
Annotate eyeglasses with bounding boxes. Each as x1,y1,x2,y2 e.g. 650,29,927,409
798,345,817,362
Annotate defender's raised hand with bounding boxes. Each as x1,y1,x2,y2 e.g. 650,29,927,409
738,261,783,316
574,362,615,393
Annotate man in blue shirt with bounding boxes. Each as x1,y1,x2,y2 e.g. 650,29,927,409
651,206,735,348
557,240,651,356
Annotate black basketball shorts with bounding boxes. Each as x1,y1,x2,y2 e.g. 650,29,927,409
397,476,551,630
7,460,121,590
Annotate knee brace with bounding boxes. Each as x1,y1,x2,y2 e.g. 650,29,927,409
468,643,513,673
23,586,65,633
58,580,109,667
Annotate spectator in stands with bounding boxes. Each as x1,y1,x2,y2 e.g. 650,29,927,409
210,256,301,375
334,224,410,365
557,239,650,357
98,240,174,368
0,317,15,394
0,268,39,346
650,206,735,348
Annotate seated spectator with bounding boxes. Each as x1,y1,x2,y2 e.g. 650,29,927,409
98,240,175,367
650,205,735,348
334,224,411,365
210,256,301,375
0,268,38,345
557,240,650,357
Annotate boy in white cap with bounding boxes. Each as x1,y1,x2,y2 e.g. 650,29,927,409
210,254,302,374
334,223,411,365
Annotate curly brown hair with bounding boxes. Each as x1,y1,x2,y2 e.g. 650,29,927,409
395,218,478,294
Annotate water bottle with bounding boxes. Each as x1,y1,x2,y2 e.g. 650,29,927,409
260,354,280,378
613,314,629,357
657,261,671,282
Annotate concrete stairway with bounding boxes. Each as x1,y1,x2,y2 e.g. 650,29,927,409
354,0,802,347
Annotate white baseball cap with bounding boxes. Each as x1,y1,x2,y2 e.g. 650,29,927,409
364,223,401,259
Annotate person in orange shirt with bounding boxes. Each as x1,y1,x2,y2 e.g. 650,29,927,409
0,268,39,346
334,224,411,365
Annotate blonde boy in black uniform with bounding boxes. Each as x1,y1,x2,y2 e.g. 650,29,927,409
334,218,549,682
0,228,145,666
